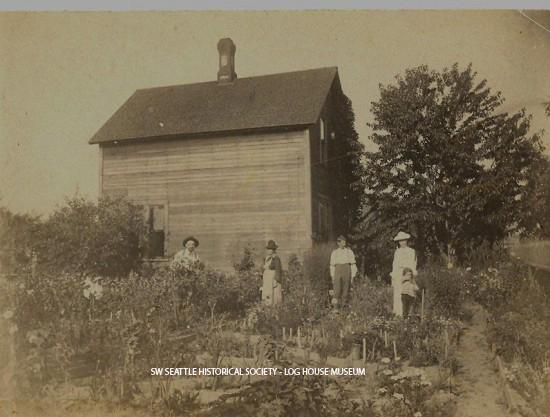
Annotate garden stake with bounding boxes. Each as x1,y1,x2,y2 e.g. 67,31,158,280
384,331,388,348
283,327,286,341
421,289,425,322
444,328,449,359
362,338,367,363
393,340,397,361
371,338,377,360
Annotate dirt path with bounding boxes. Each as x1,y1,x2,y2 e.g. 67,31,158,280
454,303,511,417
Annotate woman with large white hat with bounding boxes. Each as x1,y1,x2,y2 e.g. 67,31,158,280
390,231,417,316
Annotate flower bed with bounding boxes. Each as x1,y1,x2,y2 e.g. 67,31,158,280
4,253,468,417
470,256,550,417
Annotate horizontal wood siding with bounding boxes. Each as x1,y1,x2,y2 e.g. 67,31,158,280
101,130,311,270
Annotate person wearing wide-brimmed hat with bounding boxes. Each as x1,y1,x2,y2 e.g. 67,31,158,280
261,240,283,305
171,236,201,270
390,231,417,316
329,235,357,308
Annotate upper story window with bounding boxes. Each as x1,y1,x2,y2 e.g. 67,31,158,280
319,118,328,164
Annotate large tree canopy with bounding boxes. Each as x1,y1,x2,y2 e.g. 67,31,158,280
359,64,544,263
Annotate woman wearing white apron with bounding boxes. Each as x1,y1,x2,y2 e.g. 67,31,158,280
391,231,417,316
262,240,283,305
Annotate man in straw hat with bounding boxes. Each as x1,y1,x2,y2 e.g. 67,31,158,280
390,231,417,316
329,235,357,308
171,236,201,270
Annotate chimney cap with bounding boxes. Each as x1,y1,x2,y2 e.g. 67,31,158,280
217,38,236,54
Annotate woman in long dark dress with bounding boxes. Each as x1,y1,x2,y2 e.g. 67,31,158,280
261,240,283,305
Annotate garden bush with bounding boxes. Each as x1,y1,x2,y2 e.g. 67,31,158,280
474,259,550,369
348,279,393,319
35,196,147,277
201,373,378,417
302,242,334,295
417,262,473,320
0,207,40,274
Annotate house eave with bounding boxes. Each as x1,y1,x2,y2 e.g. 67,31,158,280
90,123,313,146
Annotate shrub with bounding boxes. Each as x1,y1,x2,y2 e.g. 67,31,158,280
0,207,41,274
417,262,471,320
470,254,550,372
34,196,146,277
349,279,393,319
303,242,334,295
202,373,378,417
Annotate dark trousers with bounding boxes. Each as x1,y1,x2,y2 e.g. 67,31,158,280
332,264,351,307
401,294,416,318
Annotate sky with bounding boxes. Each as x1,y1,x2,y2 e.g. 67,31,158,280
1,10,549,216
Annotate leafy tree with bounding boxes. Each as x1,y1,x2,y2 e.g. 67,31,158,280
519,156,550,239
0,207,41,274
359,64,544,264
35,196,146,277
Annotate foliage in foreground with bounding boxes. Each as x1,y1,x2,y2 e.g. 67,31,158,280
470,255,550,417
7,262,260,399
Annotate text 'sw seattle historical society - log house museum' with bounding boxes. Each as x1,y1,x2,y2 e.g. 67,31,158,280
89,38,356,270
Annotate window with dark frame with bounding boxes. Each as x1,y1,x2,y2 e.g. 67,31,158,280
320,118,328,164
147,204,165,258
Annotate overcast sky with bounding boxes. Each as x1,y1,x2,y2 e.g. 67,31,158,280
1,10,549,215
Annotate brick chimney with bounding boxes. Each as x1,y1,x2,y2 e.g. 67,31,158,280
217,38,237,84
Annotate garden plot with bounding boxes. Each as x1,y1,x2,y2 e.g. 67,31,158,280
8,250,547,417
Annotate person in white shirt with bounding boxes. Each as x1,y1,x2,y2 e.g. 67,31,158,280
390,231,417,316
329,235,357,308
171,236,201,270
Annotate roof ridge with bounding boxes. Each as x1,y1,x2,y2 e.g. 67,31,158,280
135,66,338,93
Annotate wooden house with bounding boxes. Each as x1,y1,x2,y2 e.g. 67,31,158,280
89,38,357,270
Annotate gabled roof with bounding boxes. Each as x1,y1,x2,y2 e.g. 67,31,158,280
89,67,339,145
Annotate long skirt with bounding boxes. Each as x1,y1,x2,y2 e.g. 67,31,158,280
262,269,282,305
391,272,403,316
